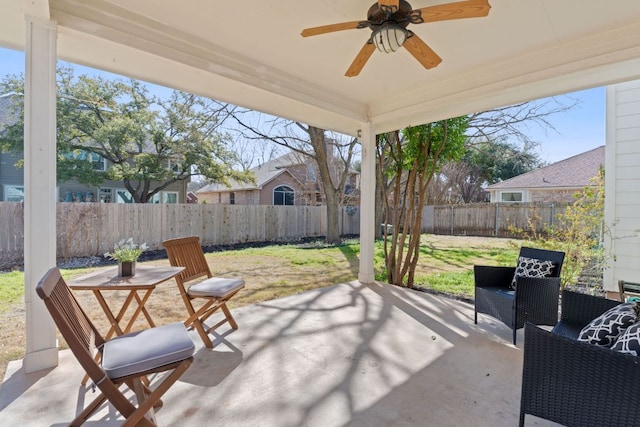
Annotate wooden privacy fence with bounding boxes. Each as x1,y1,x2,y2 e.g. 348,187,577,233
423,203,568,237
0,202,361,268
0,201,567,267
0,202,22,269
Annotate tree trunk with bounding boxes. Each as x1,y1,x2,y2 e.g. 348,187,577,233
308,126,343,244
379,120,459,287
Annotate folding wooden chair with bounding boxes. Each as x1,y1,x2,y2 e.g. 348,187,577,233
36,267,194,426
162,236,245,348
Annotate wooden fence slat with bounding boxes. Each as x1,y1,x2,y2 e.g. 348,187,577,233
0,203,23,268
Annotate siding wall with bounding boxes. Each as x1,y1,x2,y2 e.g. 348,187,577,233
529,188,580,203
605,81,640,291
0,150,188,203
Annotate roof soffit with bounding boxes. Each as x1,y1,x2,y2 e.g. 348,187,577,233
3,1,640,135
50,0,369,124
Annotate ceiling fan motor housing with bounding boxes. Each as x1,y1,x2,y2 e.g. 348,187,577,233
367,0,415,29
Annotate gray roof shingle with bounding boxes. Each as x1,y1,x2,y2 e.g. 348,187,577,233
486,146,605,190
198,151,304,193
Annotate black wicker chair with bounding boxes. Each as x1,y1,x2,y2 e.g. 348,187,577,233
552,288,621,339
520,290,640,427
474,247,565,344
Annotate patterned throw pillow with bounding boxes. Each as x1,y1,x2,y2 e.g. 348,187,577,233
611,321,640,356
510,256,556,289
578,302,640,347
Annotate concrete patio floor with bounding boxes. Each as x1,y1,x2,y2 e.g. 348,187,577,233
0,282,560,426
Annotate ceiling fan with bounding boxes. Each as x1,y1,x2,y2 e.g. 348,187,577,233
301,0,491,77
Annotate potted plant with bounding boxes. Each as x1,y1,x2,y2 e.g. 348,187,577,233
104,238,148,277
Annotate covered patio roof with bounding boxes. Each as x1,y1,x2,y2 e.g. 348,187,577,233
2,0,640,374
3,0,640,134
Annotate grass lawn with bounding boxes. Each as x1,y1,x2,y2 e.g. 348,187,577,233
0,234,518,382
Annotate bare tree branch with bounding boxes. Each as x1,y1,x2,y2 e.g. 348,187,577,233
226,108,360,244
467,96,579,148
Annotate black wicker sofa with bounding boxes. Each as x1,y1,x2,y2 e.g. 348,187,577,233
519,290,640,427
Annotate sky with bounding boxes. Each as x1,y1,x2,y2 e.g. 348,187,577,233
0,46,605,164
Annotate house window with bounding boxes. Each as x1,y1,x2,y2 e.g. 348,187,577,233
229,192,235,205
99,187,133,203
89,152,106,171
163,192,178,204
501,191,523,202
116,190,133,203
99,187,113,203
274,185,294,205
66,150,106,171
63,190,95,202
149,191,178,204
307,164,317,182
4,185,24,202
167,159,181,174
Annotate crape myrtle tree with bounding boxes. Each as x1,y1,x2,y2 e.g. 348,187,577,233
228,110,359,244
373,98,576,286
0,66,252,202
379,118,468,287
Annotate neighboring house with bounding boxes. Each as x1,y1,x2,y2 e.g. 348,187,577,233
485,146,605,204
0,93,187,203
197,152,360,206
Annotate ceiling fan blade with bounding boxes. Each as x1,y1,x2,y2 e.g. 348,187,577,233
416,0,491,23
403,33,442,69
378,0,400,14
345,42,376,77
301,21,363,37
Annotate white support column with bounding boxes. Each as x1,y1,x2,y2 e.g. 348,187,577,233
358,123,376,284
23,15,58,373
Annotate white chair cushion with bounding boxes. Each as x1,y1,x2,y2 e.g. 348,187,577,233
102,322,194,379
187,277,245,298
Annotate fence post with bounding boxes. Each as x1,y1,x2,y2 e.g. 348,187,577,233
494,203,499,236
450,205,454,235
550,203,555,227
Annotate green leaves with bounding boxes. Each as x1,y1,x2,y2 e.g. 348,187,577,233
0,66,252,203
464,139,543,184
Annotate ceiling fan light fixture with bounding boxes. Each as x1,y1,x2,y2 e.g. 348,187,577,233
372,23,407,53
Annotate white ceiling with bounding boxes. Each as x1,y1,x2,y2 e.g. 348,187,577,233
3,0,640,135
